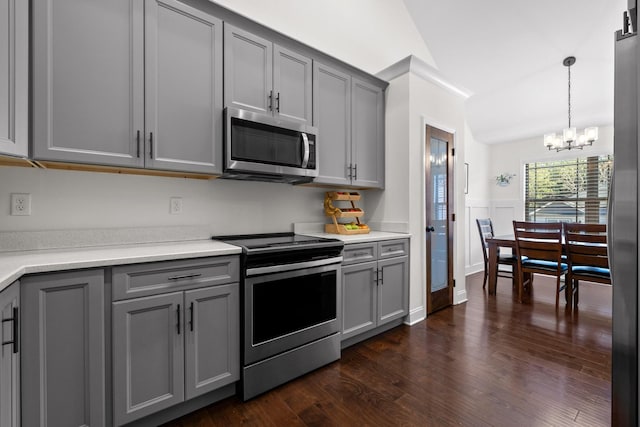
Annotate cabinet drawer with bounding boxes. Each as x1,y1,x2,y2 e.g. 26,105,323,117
112,256,239,301
378,239,409,259
342,243,377,265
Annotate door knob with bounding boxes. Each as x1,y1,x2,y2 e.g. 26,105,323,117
426,226,435,232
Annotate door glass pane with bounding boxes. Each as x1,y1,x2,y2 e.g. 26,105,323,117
430,136,448,292
231,118,303,167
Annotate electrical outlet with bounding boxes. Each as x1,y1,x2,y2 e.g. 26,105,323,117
170,197,182,215
11,193,31,216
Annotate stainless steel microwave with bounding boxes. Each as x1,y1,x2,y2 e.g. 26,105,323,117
222,107,318,184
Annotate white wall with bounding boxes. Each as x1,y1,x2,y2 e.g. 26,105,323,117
487,125,614,235
210,0,435,74
463,124,492,275
366,61,469,324
0,166,330,234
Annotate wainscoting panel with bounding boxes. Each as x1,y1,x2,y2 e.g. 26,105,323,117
465,202,490,275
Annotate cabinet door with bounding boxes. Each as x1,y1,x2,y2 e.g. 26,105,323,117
32,0,145,167
352,77,385,188
113,292,184,426
21,270,105,427
145,0,223,174
273,45,312,124
377,256,409,326
0,0,27,157
313,62,352,186
0,282,19,427
341,261,377,341
184,284,239,400
224,24,273,115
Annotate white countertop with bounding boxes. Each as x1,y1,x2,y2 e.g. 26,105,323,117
0,231,411,292
0,240,242,292
301,231,411,244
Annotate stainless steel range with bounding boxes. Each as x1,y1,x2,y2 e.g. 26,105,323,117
213,233,344,400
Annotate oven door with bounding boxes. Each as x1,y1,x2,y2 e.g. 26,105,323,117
244,261,341,365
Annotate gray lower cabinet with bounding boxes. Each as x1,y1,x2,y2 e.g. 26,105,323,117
32,0,223,174
341,239,409,344
224,24,312,124
21,269,106,427
112,257,239,426
313,62,385,188
0,281,19,427
0,0,28,158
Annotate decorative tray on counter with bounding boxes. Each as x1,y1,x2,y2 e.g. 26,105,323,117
324,191,370,235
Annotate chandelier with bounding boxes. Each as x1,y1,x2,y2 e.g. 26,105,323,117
544,56,598,152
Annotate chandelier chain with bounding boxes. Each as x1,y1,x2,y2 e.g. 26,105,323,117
567,64,571,128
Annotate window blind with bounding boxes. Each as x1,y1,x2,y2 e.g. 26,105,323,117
524,155,613,224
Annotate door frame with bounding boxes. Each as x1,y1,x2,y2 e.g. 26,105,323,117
424,124,455,314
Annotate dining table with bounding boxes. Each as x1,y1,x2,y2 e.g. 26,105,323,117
485,234,519,296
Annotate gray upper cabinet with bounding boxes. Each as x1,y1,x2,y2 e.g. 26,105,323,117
313,62,352,187
21,270,106,427
145,0,224,173
32,0,223,174
352,77,385,188
32,0,144,168
224,24,312,124
0,0,28,158
0,282,19,427
314,64,385,188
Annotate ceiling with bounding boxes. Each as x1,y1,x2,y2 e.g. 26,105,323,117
403,0,628,144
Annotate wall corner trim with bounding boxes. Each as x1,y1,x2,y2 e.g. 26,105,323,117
376,55,472,99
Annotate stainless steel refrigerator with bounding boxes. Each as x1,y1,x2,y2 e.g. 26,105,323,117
612,1,639,425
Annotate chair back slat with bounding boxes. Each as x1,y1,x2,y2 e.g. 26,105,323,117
513,221,564,264
564,223,609,270
476,218,494,250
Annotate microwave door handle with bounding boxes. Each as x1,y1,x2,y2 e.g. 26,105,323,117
301,132,310,168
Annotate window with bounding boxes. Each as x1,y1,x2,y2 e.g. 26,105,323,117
525,155,613,224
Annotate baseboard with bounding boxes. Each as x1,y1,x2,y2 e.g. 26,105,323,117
454,288,468,305
404,305,426,325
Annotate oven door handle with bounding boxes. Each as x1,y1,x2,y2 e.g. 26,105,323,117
246,256,343,276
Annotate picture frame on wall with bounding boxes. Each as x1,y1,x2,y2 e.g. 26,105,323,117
464,163,469,194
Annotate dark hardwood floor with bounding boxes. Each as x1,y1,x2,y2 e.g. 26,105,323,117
164,273,612,426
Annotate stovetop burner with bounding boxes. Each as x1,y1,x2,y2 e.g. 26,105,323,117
212,232,342,252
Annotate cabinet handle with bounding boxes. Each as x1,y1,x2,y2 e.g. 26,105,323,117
374,269,378,285
354,164,358,181
149,132,154,159
189,302,194,332
176,304,181,335
167,273,202,281
276,92,280,112
352,251,369,258
1,307,18,354
268,90,273,111
379,268,384,285
136,130,141,158
347,164,353,179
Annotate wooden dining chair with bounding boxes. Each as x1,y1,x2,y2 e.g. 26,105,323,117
476,218,516,289
563,223,610,309
512,221,568,307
